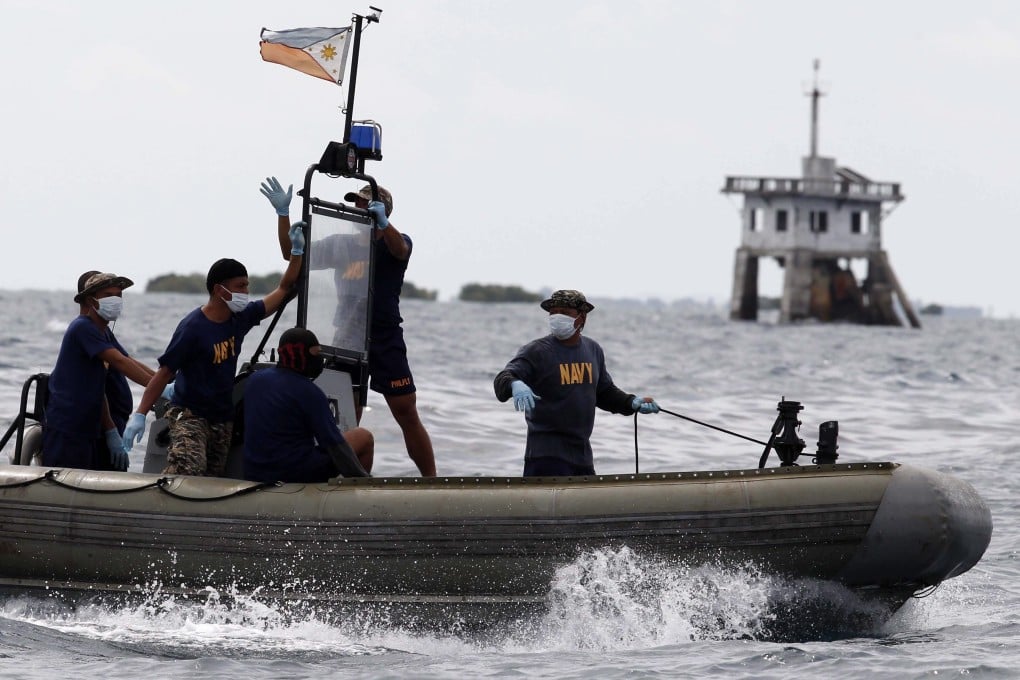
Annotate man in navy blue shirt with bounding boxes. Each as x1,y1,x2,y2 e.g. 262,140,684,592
43,272,154,470
76,270,156,471
262,177,436,477
122,222,305,476
494,290,661,477
243,327,372,483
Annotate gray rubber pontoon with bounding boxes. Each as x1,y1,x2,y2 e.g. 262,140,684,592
0,461,991,611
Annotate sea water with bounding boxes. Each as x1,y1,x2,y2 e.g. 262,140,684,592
0,291,1016,679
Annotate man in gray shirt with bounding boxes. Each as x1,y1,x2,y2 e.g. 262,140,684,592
494,290,660,477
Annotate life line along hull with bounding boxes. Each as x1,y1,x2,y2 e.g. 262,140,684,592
0,462,991,604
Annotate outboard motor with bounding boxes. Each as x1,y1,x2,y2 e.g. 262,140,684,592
814,421,839,465
757,399,842,468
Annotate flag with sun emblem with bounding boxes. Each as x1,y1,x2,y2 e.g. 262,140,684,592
260,27,352,85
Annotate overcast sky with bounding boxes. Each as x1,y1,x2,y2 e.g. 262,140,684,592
4,1,1019,316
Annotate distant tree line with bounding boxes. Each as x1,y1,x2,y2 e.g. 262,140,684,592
146,273,285,295
148,273,438,300
402,281,438,300
459,283,542,303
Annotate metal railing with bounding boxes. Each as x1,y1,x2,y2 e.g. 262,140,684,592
722,176,903,201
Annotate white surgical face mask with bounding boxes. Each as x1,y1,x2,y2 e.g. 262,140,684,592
549,313,578,340
95,296,123,321
220,286,249,313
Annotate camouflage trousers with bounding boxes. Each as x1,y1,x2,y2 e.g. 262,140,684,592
162,406,232,477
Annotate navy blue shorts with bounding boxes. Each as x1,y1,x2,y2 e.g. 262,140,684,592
369,325,416,396
523,457,596,478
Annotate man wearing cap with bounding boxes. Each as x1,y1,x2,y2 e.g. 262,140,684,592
242,327,373,483
42,272,154,470
76,270,157,471
262,177,436,477
121,221,305,476
493,290,660,477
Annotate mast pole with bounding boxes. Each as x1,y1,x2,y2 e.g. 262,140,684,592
343,14,364,146
809,58,821,158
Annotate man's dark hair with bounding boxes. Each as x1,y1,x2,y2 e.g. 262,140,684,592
205,258,248,294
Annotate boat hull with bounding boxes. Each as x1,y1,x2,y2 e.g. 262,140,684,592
0,462,991,608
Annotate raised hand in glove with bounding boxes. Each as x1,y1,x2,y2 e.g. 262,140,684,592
367,200,389,229
260,176,293,216
289,221,307,256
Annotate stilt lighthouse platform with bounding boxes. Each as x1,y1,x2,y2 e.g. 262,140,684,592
722,62,920,328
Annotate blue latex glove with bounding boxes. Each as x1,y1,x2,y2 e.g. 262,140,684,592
289,221,306,256
631,397,660,415
104,428,129,471
161,382,175,402
367,200,389,229
260,176,293,216
122,412,147,452
511,380,540,413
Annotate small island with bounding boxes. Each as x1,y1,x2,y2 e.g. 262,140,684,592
402,281,438,301
458,283,543,303
147,273,284,295
148,273,437,300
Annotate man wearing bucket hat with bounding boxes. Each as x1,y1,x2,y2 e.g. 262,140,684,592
75,270,157,471
494,289,660,477
262,177,436,477
121,218,305,477
42,272,155,471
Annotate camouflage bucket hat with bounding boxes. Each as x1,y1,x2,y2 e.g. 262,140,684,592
77,270,101,294
74,272,134,304
344,184,393,216
540,289,594,313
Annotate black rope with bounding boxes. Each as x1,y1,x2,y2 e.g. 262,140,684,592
155,477,280,501
0,469,278,500
633,412,640,474
658,408,769,447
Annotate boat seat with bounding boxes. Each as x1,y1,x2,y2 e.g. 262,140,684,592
141,371,251,479
141,418,246,480
140,365,357,481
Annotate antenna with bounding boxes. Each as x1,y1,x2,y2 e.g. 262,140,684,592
804,59,828,158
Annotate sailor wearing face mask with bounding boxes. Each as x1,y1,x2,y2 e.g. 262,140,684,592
74,270,159,472
42,272,154,471
242,327,373,483
122,220,305,477
493,289,660,477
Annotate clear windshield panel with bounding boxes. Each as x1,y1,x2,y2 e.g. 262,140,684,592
305,209,373,356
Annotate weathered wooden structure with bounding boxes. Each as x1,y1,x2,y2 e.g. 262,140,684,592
722,62,920,327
